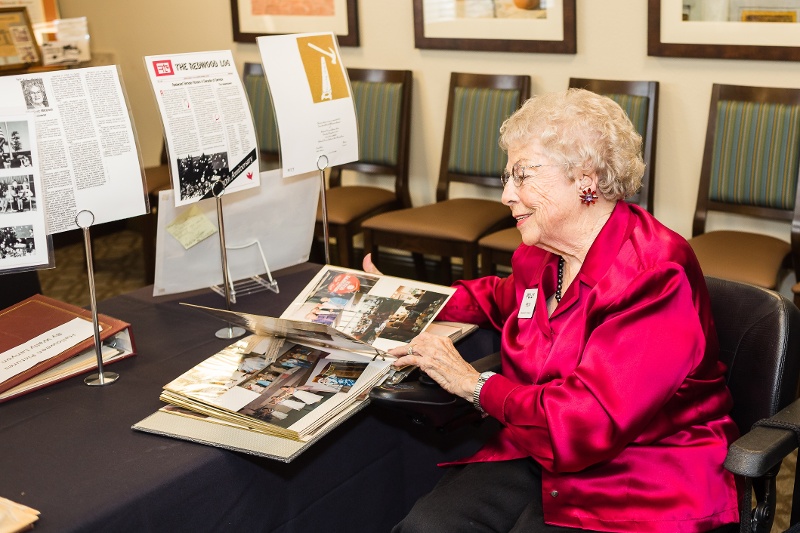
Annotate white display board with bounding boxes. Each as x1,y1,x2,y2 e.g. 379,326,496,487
153,168,319,296
144,50,261,207
257,32,358,177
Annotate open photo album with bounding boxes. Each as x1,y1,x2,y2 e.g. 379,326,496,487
136,266,476,460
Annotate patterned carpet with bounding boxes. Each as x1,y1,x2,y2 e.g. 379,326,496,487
33,228,797,530
38,228,147,307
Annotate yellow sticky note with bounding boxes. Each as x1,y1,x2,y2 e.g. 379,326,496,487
166,205,217,250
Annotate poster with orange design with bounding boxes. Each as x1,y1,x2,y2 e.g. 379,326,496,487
257,32,357,178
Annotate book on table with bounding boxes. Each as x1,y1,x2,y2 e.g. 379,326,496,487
0,294,136,403
133,265,474,461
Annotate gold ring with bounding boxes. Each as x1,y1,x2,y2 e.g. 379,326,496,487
406,344,414,356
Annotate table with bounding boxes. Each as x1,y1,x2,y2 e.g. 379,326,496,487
0,263,500,532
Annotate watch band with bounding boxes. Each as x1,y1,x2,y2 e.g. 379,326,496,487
472,371,496,412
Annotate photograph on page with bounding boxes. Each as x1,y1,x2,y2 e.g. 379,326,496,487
0,114,51,271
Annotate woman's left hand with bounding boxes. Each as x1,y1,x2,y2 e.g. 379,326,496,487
388,332,480,402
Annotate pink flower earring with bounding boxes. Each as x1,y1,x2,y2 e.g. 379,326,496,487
579,188,598,205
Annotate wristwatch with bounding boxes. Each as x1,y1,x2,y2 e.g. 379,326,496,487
472,371,496,413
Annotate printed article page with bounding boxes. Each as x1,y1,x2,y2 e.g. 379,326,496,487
145,50,260,207
257,32,358,177
0,114,50,271
0,65,148,234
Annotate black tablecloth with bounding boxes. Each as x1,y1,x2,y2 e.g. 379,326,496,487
0,263,500,532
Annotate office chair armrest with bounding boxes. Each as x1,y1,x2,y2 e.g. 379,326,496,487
369,352,501,429
725,398,800,478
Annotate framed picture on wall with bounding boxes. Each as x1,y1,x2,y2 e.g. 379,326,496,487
0,7,41,71
648,0,800,61
231,0,359,47
0,0,58,25
413,0,576,54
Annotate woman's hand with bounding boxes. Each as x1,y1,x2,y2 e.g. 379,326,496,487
362,253,383,275
388,332,480,402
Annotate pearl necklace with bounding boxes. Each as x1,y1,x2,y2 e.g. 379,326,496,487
555,256,565,303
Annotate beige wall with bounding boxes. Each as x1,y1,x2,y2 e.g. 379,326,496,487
59,0,800,242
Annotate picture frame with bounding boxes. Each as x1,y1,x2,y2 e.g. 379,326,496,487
648,0,800,61
230,0,359,47
412,0,576,54
0,0,59,25
0,7,41,71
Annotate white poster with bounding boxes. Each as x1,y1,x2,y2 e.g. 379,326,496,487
153,169,319,297
0,65,148,234
0,113,50,271
257,32,358,177
144,50,260,207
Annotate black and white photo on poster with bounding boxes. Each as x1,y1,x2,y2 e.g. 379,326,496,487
0,120,34,169
0,113,51,271
19,78,49,110
0,176,36,214
176,151,230,202
0,225,35,260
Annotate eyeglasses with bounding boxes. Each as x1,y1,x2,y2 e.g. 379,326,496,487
500,161,561,188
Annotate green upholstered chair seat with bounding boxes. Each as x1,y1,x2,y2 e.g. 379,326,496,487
689,230,790,289
363,198,510,242
316,186,397,225
477,226,522,253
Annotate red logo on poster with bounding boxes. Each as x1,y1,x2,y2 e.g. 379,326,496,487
328,274,360,295
153,60,174,77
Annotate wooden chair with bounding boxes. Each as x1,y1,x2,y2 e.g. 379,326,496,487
362,72,530,283
314,68,413,268
688,83,800,294
140,148,170,284
478,78,660,276
242,62,280,168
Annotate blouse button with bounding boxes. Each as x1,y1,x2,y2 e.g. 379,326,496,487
550,490,558,497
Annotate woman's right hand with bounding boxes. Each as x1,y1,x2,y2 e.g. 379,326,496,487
362,253,383,275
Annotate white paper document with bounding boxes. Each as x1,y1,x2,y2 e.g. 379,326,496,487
0,113,51,271
144,50,260,207
0,317,93,384
257,32,358,177
0,65,148,233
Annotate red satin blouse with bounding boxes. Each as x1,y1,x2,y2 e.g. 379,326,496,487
437,202,739,532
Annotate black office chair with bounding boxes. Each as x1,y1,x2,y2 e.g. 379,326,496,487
371,277,800,532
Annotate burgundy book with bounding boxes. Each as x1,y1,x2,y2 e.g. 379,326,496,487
0,294,135,398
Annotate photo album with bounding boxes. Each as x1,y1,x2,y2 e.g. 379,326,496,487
134,266,474,461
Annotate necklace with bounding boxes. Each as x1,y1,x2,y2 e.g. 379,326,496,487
555,256,564,302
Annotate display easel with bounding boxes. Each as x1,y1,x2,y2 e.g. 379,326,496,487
76,210,119,386
209,239,279,303
316,154,331,265
210,180,246,340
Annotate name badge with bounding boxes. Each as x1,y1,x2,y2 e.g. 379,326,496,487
518,288,538,319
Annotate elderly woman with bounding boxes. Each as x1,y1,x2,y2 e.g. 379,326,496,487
364,89,738,532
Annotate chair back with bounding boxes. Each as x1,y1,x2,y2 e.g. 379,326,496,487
706,276,800,434
242,62,280,164
568,78,659,213
693,85,800,239
329,68,413,208
436,72,530,202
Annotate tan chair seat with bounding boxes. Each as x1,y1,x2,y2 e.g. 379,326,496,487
316,186,396,225
144,164,171,194
363,198,510,242
478,227,522,253
689,230,790,289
